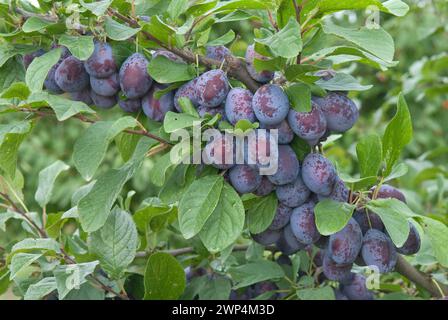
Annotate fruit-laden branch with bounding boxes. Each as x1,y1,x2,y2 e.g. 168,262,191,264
137,245,448,298
107,9,262,93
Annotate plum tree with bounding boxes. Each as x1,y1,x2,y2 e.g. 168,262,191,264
329,218,363,265
396,222,421,255
319,93,359,133
252,84,289,125
290,202,321,245
252,229,281,246
275,176,311,208
267,145,300,186
260,120,294,145
253,177,275,196
142,84,174,122
245,44,274,83
90,90,117,109
70,88,93,105
206,46,231,62
301,153,337,196
353,209,384,234
84,42,117,78
195,69,230,108
268,204,293,231
229,165,261,194
119,53,153,99
276,224,306,255
340,274,374,300
118,97,142,113
174,79,199,112
322,253,354,284
55,56,90,92
318,177,349,202
224,88,256,125
90,73,120,96
287,103,327,142
361,229,397,273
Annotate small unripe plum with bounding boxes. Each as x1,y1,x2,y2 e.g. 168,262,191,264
275,176,311,208
195,69,230,108
290,202,321,245
90,90,117,109
268,204,293,231
142,84,174,122
55,56,90,92
85,42,117,78
361,229,397,273
119,53,153,99
287,103,327,141
90,73,120,96
252,84,290,126
229,165,262,194
119,98,142,113
301,153,337,196
225,88,256,125
329,218,363,265
320,93,359,133
245,44,274,83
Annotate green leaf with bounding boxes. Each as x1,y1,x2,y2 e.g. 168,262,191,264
207,30,235,46
89,207,138,279
53,261,99,299
356,133,382,178
11,238,61,254
199,183,245,252
322,22,394,63
0,210,24,231
25,48,61,92
73,117,137,180
133,197,174,233
316,73,372,91
297,286,335,300
315,200,355,236
22,17,55,33
159,165,196,204
149,152,177,187
277,0,296,29
0,121,32,178
141,16,177,47
0,44,35,68
420,217,448,267
340,174,378,191
144,252,186,300
105,17,141,41
0,57,25,91
80,0,113,16
35,160,69,208
384,163,408,182
58,35,95,61
167,0,189,19
9,253,42,280
28,92,95,121
306,0,409,17
0,82,30,100
366,199,411,247
257,17,302,58
214,0,272,13
24,277,57,300
246,193,278,234
199,277,232,300
382,93,413,176
286,83,312,112
228,260,284,289
148,56,195,84
178,175,224,239
163,111,203,133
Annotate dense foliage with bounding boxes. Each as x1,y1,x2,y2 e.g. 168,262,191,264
0,0,447,300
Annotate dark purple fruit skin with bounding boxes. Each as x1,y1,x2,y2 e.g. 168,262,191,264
320,93,359,133
315,235,329,249
245,44,274,83
275,176,311,208
142,84,174,122
276,224,307,255
44,65,64,94
206,46,231,62
334,289,349,300
322,253,354,284
362,229,397,273
119,98,141,113
287,103,327,141
119,53,153,99
244,130,274,168
203,135,235,170
90,73,120,96
370,184,407,203
396,222,421,255
269,204,293,231
23,49,46,69
260,120,294,145
195,69,230,108
225,88,256,125
340,274,374,300
85,42,117,78
252,228,281,246
267,145,300,186
70,88,93,105
152,50,184,63
329,218,363,265
90,91,117,109
253,177,275,196
318,177,349,203
174,79,199,112
229,165,261,194
290,202,321,245
301,153,337,196
55,56,90,92
252,84,290,126
197,105,226,119
353,209,384,234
